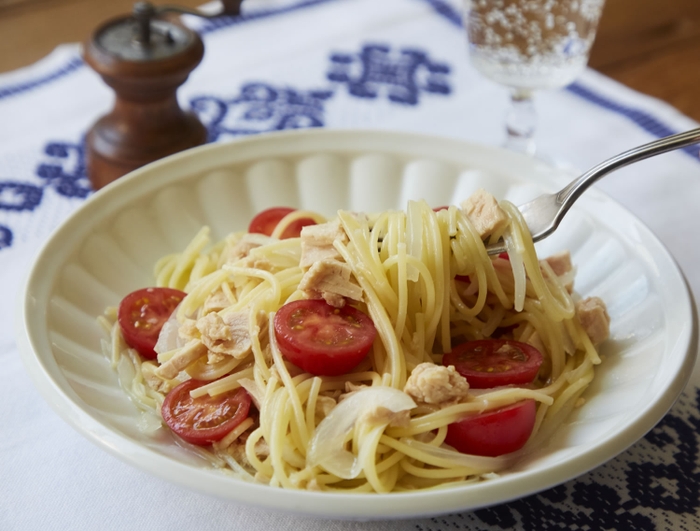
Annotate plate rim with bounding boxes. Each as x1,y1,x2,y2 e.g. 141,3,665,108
15,128,700,519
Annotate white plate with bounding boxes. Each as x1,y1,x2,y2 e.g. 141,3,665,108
16,129,698,519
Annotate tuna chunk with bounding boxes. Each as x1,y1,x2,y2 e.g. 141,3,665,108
298,258,362,307
299,219,348,269
225,233,273,263
542,250,574,292
201,289,231,315
359,406,411,428
460,189,509,239
543,250,572,276
196,310,260,359
576,296,610,345
404,362,470,405
142,362,179,393
155,339,207,379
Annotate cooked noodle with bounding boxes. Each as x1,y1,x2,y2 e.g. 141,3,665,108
101,197,605,492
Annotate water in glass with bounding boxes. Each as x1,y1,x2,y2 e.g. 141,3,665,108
464,0,606,153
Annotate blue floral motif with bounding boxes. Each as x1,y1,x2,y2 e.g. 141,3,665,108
190,82,333,141
0,181,43,211
36,140,91,199
328,43,451,105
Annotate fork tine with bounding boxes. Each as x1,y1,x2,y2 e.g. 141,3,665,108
485,193,558,255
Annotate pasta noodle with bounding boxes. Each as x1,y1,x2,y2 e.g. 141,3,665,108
101,193,609,493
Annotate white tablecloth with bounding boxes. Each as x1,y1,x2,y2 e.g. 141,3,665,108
1,0,699,529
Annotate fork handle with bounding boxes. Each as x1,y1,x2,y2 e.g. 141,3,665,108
557,127,700,215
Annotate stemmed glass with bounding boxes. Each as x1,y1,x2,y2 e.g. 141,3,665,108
463,0,606,156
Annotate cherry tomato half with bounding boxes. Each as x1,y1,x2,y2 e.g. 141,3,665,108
442,339,543,389
248,207,316,239
118,287,186,359
161,380,252,445
445,400,536,456
273,299,377,376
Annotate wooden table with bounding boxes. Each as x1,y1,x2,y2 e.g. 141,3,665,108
1,0,699,122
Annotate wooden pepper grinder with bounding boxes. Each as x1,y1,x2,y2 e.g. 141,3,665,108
84,1,243,190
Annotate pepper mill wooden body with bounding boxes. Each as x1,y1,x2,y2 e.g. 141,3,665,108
84,5,208,190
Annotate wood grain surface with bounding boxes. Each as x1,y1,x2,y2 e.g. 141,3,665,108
1,0,699,122
589,0,700,121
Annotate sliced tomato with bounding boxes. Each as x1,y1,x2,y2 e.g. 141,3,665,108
442,339,543,389
161,380,251,445
445,400,536,456
273,299,377,376
118,287,186,359
248,207,316,239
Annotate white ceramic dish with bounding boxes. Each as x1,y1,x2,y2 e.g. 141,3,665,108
17,129,698,520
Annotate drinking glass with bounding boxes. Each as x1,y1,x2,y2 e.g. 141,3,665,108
464,0,606,155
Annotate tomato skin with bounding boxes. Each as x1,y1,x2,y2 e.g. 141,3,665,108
445,400,536,456
442,339,543,389
118,287,186,359
248,207,316,239
161,380,251,445
273,299,377,376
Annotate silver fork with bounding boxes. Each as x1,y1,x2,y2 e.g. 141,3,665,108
486,127,700,255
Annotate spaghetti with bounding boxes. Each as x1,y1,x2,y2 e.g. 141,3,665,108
99,191,609,493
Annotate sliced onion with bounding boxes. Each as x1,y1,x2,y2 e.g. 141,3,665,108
137,411,164,434
239,378,264,410
307,386,416,479
116,352,137,387
154,307,185,355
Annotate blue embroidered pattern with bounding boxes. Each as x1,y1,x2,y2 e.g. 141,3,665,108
0,140,90,246
36,140,92,199
328,44,451,105
0,43,451,247
0,56,84,101
0,182,43,212
0,225,11,250
189,43,452,143
190,82,334,141
413,387,700,530
567,83,700,159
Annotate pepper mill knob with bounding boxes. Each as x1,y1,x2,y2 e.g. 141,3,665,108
84,1,242,190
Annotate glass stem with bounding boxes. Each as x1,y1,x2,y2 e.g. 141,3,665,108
505,89,537,155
